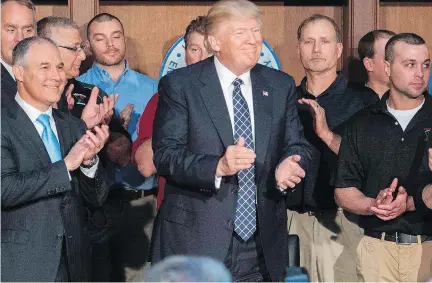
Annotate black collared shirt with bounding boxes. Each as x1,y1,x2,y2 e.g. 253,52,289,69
332,92,432,235
287,73,379,211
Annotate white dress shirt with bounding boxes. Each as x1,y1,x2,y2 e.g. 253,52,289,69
213,57,256,188
1,58,15,81
15,93,98,178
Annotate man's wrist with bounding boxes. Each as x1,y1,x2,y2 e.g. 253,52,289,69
320,129,334,146
82,156,98,168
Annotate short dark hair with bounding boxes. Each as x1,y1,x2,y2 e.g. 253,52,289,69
37,16,79,38
297,14,341,43
358,30,395,61
184,16,208,48
12,36,56,66
385,33,426,63
87,13,124,39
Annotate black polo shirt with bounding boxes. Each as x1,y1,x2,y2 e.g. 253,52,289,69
332,92,432,235
287,72,379,211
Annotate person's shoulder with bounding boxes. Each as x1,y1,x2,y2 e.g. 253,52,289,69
130,69,158,84
77,68,93,83
254,63,295,82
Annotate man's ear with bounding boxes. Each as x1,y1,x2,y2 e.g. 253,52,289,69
12,65,24,82
85,40,92,56
363,57,373,72
207,34,220,52
384,60,391,78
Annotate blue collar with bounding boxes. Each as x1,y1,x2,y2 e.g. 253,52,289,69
91,60,131,81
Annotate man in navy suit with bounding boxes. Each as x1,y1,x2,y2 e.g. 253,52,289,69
151,0,311,281
1,36,111,281
1,0,36,99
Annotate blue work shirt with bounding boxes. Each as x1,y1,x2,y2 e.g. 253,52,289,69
78,60,158,190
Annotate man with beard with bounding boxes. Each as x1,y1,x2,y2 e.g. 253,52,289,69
286,14,378,282
1,0,36,99
78,13,158,281
333,33,432,282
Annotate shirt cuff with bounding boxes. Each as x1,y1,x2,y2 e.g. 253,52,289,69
80,156,99,178
215,176,222,189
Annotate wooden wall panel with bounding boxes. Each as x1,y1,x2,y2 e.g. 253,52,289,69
35,4,69,20
100,2,342,83
379,2,432,55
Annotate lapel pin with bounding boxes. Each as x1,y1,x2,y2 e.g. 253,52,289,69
262,90,268,96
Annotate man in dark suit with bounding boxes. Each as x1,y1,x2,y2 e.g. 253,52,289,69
151,0,311,281
1,0,36,99
1,36,112,281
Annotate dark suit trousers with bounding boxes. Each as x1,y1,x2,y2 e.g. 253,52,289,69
223,230,270,282
55,240,71,282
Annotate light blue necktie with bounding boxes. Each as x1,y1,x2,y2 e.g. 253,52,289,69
36,114,62,163
232,78,256,241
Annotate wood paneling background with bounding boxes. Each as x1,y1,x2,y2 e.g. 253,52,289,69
34,1,432,84
35,4,69,19
99,2,342,82
379,2,432,55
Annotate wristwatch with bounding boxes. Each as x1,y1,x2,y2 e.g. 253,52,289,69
81,156,98,169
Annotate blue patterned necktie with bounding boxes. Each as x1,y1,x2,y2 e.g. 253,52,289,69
232,78,256,241
36,114,62,163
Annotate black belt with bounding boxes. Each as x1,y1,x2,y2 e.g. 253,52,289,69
365,230,432,245
108,186,157,200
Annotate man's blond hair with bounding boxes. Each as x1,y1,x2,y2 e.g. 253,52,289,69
205,0,261,52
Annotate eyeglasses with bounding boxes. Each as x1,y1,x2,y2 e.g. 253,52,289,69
58,44,86,54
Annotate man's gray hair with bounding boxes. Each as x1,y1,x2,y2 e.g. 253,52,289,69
37,16,79,39
12,36,56,67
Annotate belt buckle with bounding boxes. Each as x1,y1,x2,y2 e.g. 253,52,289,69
395,232,412,245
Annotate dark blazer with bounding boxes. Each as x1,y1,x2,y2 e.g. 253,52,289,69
1,96,111,282
1,63,17,99
151,57,312,281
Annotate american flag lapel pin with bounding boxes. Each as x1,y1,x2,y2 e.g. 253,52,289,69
262,90,268,96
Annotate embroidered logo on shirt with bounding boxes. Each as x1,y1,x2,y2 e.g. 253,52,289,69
73,93,87,106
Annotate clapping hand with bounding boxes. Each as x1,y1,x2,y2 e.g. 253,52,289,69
275,155,306,190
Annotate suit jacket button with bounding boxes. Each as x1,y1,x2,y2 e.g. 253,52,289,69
56,234,63,240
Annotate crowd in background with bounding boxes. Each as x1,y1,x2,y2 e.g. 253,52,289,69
1,0,431,282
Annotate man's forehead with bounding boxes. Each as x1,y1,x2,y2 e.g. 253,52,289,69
27,43,61,64
1,2,34,23
90,20,123,35
301,21,337,38
52,27,82,43
394,42,429,60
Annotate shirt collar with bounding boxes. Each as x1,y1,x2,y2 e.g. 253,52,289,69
372,90,431,114
1,58,15,81
92,59,130,79
299,72,347,99
15,92,53,123
214,56,251,89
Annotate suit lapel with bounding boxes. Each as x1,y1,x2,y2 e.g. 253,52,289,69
199,58,234,148
53,109,70,157
251,67,273,182
1,63,17,94
5,98,51,166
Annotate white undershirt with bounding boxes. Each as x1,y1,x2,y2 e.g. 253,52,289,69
213,57,255,189
387,98,425,131
15,93,98,178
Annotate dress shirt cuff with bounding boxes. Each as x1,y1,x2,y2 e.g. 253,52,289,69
215,176,222,190
80,156,99,178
